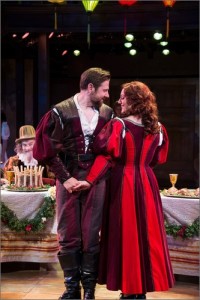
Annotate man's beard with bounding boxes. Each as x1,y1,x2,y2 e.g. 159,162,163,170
18,152,35,165
91,99,103,110
91,94,106,110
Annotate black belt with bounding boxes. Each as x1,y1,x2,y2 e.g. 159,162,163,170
65,153,95,162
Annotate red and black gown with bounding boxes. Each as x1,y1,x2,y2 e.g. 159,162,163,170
86,118,175,295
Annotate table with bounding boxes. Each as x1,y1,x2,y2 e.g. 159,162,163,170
1,189,59,263
161,194,199,276
1,189,199,275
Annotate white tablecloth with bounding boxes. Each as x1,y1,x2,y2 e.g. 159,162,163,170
1,190,199,274
161,194,199,226
1,189,59,263
161,194,199,276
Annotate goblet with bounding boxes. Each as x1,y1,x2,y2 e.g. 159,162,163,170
5,171,15,186
169,173,178,188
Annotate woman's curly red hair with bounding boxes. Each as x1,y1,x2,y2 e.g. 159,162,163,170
122,81,160,135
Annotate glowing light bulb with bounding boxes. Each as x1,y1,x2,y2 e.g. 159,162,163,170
73,50,80,56
62,50,68,56
129,49,137,56
49,32,54,38
162,49,170,55
160,41,168,46
22,32,30,39
153,32,163,40
124,42,132,48
125,34,134,41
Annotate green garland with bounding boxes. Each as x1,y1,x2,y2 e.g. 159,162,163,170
165,217,199,239
1,192,56,233
1,187,199,239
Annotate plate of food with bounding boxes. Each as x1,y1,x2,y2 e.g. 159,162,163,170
161,187,199,199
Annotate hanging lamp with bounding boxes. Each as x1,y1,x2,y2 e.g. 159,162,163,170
48,0,66,2
163,0,176,39
118,0,137,36
82,0,99,48
118,0,137,6
48,0,66,31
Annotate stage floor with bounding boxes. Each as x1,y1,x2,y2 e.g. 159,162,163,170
1,263,199,299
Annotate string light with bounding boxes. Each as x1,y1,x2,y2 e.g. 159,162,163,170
160,41,168,46
22,33,30,39
73,50,80,56
129,49,137,56
162,49,170,55
153,32,163,40
125,34,134,41
62,50,68,56
49,32,54,38
124,42,132,48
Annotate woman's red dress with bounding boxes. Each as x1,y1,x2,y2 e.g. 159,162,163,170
86,118,175,294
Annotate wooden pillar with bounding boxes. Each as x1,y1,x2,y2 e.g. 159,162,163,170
37,34,49,121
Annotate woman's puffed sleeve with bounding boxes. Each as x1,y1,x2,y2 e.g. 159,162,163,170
33,110,71,183
86,119,125,185
150,124,169,167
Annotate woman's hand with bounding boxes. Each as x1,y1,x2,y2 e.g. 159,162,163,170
72,180,91,192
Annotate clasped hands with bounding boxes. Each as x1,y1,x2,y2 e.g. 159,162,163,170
63,177,91,193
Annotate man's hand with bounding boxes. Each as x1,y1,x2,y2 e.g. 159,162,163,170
63,177,79,193
72,180,91,192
